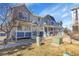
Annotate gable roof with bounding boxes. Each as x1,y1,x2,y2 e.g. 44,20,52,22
44,15,57,25
10,4,58,25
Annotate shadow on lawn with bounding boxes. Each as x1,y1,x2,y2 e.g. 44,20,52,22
0,44,32,56
0,37,44,56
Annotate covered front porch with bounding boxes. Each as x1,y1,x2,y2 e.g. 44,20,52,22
43,24,63,37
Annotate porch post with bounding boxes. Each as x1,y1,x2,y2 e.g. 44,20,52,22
16,28,17,42
53,28,54,36
47,27,48,36
43,26,46,37
31,24,33,39
53,27,55,35
36,25,40,47
47,27,49,36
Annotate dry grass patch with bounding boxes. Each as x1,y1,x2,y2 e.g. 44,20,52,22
1,36,79,56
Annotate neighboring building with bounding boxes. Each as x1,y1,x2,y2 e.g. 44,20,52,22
71,7,79,33
5,4,63,41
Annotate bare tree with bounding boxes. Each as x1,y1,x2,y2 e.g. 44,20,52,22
0,6,16,44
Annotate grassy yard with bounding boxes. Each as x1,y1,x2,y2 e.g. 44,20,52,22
0,36,79,56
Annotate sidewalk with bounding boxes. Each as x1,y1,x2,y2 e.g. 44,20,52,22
0,40,32,50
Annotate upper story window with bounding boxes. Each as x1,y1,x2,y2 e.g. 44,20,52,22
19,12,28,20
17,26,22,30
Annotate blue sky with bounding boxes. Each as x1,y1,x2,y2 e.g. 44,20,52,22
0,3,79,29
26,3,79,30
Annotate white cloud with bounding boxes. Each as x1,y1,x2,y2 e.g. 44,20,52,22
72,3,79,6
39,5,62,16
62,7,67,12
71,3,79,8
62,13,69,18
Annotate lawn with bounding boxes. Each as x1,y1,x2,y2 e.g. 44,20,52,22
0,36,79,56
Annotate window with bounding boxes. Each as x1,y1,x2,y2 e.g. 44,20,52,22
19,12,27,20
17,26,22,30
16,32,24,38
0,33,6,36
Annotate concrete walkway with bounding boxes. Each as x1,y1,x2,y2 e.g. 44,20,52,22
0,41,32,50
